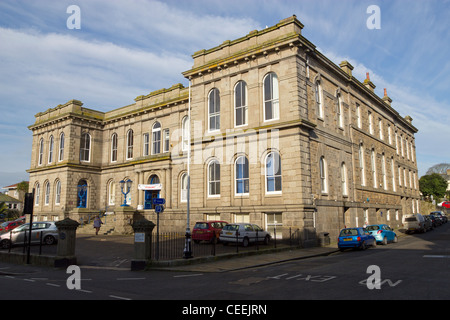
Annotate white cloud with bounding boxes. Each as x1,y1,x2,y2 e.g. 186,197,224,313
0,2,261,174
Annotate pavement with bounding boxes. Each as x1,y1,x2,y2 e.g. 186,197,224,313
0,228,412,274
74,233,341,273
0,233,340,274
153,246,339,273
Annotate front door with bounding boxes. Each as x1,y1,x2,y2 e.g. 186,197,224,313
144,190,160,209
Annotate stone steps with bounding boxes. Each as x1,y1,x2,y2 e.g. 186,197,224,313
78,221,115,235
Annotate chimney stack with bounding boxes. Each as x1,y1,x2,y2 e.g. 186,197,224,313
363,72,376,92
382,88,392,106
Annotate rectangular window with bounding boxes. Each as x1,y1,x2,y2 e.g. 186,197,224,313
235,81,248,127
356,104,361,128
143,133,149,156
368,111,373,134
266,213,283,240
111,134,118,162
80,133,90,162
163,129,170,152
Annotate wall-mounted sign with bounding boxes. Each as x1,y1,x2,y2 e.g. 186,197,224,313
138,184,162,191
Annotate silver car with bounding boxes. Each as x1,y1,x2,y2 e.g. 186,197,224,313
0,221,58,249
219,223,271,247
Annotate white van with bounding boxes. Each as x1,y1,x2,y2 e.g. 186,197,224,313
402,214,425,234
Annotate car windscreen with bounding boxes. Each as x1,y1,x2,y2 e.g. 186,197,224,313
223,225,239,231
366,226,380,231
194,223,208,229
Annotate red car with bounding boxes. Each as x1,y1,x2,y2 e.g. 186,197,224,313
192,221,228,244
439,201,450,209
0,220,24,233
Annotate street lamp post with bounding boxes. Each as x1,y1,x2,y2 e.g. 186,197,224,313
183,79,193,259
120,179,133,207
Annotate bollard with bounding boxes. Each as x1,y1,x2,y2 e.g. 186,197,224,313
54,218,80,268
131,219,156,271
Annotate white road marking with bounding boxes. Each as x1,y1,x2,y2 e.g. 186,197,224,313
109,295,132,300
423,255,450,258
173,274,203,278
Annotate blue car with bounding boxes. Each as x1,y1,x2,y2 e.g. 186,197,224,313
366,224,398,245
338,227,376,251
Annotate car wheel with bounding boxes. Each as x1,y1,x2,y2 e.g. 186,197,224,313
382,237,388,245
360,242,366,250
263,235,270,245
43,235,56,245
243,237,249,247
0,239,11,249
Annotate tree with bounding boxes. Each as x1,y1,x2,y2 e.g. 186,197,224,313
16,181,29,194
0,202,7,216
419,173,448,199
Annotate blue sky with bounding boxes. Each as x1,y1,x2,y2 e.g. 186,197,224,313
1,0,449,189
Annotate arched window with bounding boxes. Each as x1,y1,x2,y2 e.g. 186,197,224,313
315,80,323,118
35,182,40,205
152,122,161,155
58,132,65,162
77,179,88,208
149,174,160,185
235,156,249,195
371,149,377,188
208,160,220,197
263,72,279,121
391,157,396,192
208,88,220,131
111,133,118,162
382,153,387,190
182,116,189,152
80,132,91,162
336,92,343,128
38,138,44,166
319,156,327,193
181,173,188,202
235,81,248,127
126,129,133,159
44,181,50,205
48,135,54,163
341,163,348,196
108,180,115,206
266,152,282,193
359,144,365,186
55,180,61,205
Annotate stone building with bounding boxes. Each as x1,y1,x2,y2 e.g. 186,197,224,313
27,16,419,241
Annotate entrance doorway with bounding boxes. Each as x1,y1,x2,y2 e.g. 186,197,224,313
144,190,160,210
144,175,161,210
